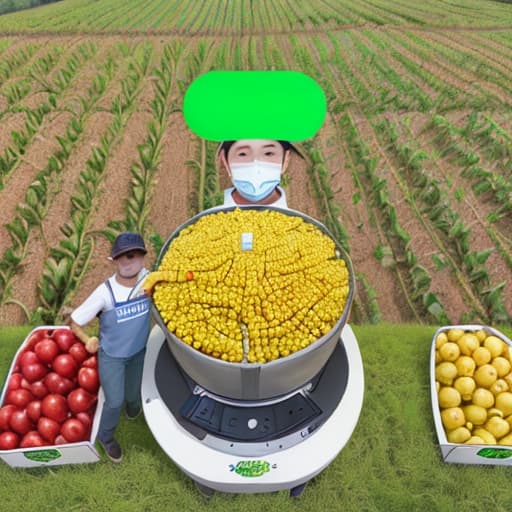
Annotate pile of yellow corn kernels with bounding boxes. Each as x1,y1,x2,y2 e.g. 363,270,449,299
144,209,350,363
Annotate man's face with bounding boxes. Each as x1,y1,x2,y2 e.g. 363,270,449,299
227,139,285,168
114,250,145,278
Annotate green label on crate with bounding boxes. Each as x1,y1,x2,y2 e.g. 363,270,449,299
229,460,271,478
24,449,62,463
477,448,512,459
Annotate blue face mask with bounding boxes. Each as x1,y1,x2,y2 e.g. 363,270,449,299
230,160,282,202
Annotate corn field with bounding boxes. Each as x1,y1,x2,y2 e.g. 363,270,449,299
0,0,511,326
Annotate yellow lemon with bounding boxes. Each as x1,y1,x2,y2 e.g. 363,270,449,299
447,329,465,342
475,330,487,343
485,416,510,439
438,387,461,408
457,333,480,355
495,392,512,416
466,421,473,431
487,408,504,419
474,364,498,388
492,357,511,378
504,415,512,428
441,407,466,430
472,346,491,366
472,388,494,409
490,379,509,396
435,351,442,365
463,405,487,425
436,362,458,385
465,436,484,445
497,433,512,446
454,376,476,401
484,335,505,358
439,342,460,362
455,356,475,377
435,331,448,349
472,428,496,445
503,373,512,389
447,427,471,443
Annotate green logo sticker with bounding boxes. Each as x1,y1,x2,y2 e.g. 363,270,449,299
229,460,271,478
23,449,62,463
183,71,326,142
477,447,512,459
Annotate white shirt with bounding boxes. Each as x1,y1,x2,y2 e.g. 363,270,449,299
222,186,288,208
71,270,148,326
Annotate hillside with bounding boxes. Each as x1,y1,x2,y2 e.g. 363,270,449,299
0,1,511,326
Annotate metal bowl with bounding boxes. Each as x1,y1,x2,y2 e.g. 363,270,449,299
152,205,355,400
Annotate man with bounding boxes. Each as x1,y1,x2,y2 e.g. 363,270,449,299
70,232,150,463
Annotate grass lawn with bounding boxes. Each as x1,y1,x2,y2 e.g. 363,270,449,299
1,323,512,512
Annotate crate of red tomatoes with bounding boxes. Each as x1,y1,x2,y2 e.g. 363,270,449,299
0,326,103,467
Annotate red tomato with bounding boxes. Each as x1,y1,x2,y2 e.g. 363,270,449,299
9,410,34,435
30,380,49,399
6,372,23,391
20,431,46,448
67,388,96,414
77,367,99,394
44,372,74,395
26,400,42,423
25,329,50,350
20,376,32,390
61,418,87,443
81,356,97,369
0,405,17,431
68,342,88,364
75,412,92,431
17,350,39,367
34,338,60,365
68,388,96,414
41,394,69,423
22,362,48,383
0,431,19,450
5,388,33,408
54,434,67,445
52,329,77,352
37,417,61,443
52,354,78,379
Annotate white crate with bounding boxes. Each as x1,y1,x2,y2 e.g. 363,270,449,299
431,324,512,465
0,326,103,468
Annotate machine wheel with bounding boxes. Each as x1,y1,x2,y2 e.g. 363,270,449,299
289,482,307,498
194,481,215,499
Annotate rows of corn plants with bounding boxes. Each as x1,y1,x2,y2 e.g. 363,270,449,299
302,138,382,324
0,43,97,189
430,114,512,226
339,112,450,324
375,115,510,323
106,42,185,255
289,34,447,322
2,0,512,34
37,45,153,321
0,43,38,87
0,50,116,319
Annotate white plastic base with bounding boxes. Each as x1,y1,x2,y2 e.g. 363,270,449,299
142,324,364,493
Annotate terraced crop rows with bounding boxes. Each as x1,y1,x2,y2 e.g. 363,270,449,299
0,5,511,326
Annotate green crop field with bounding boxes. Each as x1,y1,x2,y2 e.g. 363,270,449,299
0,0,511,508
0,1,511,328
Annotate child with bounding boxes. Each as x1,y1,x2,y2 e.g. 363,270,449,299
69,232,150,462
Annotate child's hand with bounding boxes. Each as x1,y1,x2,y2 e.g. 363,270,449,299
85,336,99,353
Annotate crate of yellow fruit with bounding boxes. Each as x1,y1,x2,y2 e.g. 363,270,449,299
431,324,512,465
144,206,354,400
